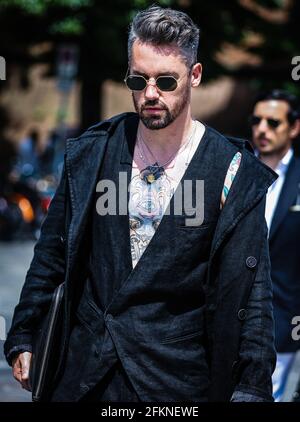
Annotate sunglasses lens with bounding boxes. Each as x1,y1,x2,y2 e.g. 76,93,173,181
268,118,280,129
250,115,281,129
125,74,178,91
156,76,178,91
126,75,146,91
250,115,261,126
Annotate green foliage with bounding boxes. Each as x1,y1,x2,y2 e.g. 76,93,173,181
179,0,299,96
133,0,172,6
0,0,91,15
0,0,299,96
50,17,83,35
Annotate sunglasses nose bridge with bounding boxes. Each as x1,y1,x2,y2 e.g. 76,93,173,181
144,78,160,98
264,119,277,131
145,77,160,92
255,117,269,131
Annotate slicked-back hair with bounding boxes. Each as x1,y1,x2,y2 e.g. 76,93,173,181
254,89,300,124
128,5,200,69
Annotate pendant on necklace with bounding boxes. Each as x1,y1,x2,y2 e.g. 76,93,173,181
140,163,165,184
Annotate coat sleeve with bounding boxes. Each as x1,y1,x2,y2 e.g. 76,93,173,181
4,163,68,365
231,208,276,402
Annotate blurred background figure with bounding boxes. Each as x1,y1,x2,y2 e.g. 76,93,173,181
16,129,43,179
0,129,42,241
45,128,76,182
0,120,56,241
0,125,20,241
250,89,300,401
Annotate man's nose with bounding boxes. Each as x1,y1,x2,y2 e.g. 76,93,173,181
257,118,269,132
144,80,159,100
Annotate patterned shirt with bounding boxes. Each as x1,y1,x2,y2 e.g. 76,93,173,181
129,122,242,268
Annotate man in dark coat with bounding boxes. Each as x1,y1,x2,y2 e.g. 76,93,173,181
250,90,300,401
4,5,277,402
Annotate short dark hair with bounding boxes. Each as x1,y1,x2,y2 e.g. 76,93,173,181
254,89,300,124
128,5,200,68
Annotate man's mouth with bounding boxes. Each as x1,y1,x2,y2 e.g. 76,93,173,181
257,137,271,147
143,107,164,111
143,107,165,115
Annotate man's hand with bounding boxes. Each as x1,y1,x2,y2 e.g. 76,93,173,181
12,352,32,391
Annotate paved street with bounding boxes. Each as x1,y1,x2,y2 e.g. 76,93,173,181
0,241,34,402
1,241,300,402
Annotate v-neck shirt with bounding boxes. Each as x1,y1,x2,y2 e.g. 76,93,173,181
129,121,205,268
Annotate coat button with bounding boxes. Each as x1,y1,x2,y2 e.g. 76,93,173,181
238,309,247,320
106,313,113,322
246,256,257,269
80,383,89,394
60,235,66,244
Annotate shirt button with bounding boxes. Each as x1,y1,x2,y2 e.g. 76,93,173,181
246,256,257,269
238,309,247,321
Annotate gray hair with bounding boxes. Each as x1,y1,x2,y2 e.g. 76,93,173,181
128,5,200,69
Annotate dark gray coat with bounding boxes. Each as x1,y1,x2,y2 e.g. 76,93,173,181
269,155,300,353
4,113,277,402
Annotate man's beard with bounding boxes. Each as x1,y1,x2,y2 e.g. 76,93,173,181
132,86,190,130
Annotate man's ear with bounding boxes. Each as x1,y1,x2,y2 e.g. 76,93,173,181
290,119,300,139
191,63,202,88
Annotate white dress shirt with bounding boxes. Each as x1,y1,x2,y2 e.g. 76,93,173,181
264,148,293,231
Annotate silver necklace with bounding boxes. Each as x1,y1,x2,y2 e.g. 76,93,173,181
137,143,165,183
137,121,196,184
184,122,197,168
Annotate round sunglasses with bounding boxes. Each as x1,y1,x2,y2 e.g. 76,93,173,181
250,115,283,129
124,73,181,92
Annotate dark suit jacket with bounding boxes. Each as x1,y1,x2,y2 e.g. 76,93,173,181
4,113,277,402
269,155,300,353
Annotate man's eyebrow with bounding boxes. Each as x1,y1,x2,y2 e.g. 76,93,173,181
131,69,180,79
131,69,148,78
157,71,179,78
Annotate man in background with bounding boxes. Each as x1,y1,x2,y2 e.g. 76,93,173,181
251,89,300,401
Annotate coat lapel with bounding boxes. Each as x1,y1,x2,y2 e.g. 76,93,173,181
118,115,139,272
65,130,110,264
66,115,139,281
269,156,300,241
210,149,277,260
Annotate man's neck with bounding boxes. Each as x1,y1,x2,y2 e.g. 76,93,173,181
138,108,194,158
259,147,291,171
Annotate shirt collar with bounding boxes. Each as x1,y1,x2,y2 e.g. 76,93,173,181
254,147,293,177
275,148,293,177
